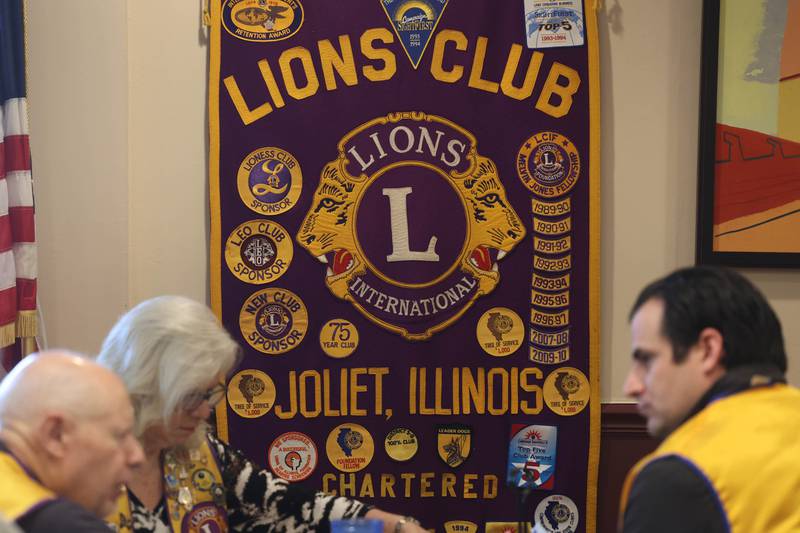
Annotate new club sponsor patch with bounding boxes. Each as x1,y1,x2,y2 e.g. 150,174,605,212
444,521,478,533
437,424,471,468
225,220,293,284
381,0,449,69
524,0,585,49
517,132,580,198
222,0,304,42
296,112,525,340
226,369,277,418
543,367,590,416
384,427,419,461
239,288,308,354
506,424,557,489
268,431,317,481
476,307,524,357
237,147,302,215
181,502,227,533
319,319,359,359
533,494,579,533
326,423,375,472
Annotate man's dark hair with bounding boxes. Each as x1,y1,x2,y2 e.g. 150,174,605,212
629,266,786,372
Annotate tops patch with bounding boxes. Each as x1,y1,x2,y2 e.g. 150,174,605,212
223,0,304,43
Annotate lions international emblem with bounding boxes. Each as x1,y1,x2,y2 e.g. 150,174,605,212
297,112,525,339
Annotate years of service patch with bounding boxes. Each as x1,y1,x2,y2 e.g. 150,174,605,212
225,220,293,284
476,307,524,357
543,366,590,416
226,369,277,418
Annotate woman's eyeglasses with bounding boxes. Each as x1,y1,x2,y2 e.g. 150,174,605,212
182,383,226,411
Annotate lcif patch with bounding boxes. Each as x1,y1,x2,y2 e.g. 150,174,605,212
437,424,471,468
380,0,449,69
326,423,375,472
543,367,590,416
517,132,580,198
268,431,317,481
226,369,277,418
506,424,557,489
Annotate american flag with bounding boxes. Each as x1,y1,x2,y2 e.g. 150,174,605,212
0,0,37,372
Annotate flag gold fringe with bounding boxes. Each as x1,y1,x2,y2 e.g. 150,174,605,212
0,323,16,348
16,310,37,338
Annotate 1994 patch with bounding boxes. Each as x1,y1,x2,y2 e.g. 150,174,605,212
237,147,302,215
222,0,304,43
225,220,293,285
517,132,580,198
239,288,308,354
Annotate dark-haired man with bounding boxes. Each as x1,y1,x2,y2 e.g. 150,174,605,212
619,266,800,533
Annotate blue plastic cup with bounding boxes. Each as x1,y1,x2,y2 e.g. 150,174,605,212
331,519,384,533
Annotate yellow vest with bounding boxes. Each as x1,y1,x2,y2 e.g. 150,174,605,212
620,385,800,533
0,450,55,521
108,439,228,532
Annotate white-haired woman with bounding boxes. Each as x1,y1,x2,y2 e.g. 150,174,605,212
98,296,422,533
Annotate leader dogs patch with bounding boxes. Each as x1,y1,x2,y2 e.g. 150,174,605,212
296,111,525,340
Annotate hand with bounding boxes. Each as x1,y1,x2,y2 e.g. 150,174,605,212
364,509,426,533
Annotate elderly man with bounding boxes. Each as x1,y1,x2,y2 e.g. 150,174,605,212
0,351,144,532
619,266,800,532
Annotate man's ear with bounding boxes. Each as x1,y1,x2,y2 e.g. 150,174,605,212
697,327,725,375
37,413,70,459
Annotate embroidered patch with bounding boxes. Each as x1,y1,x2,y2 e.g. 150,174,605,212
533,494,579,533
226,369,277,418
180,501,227,533
319,319,360,359
237,147,302,215
326,423,375,472
268,431,317,481
444,521,478,533
543,367,589,416
225,220,293,284
485,522,531,533
222,0,304,43
517,132,580,198
436,424,471,468
239,288,308,354
380,0,450,69
384,427,419,462
476,307,524,357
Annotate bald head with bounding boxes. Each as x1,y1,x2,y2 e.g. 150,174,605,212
0,350,144,517
0,350,129,427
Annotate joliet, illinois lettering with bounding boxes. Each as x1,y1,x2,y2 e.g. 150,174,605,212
297,112,525,339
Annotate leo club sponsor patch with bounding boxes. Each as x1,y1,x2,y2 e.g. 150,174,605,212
476,307,524,357
237,147,302,215
543,367,589,416
222,0,304,43
239,288,308,354
326,423,375,472
268,431,317,481
226,369,277,418
225,220,293,284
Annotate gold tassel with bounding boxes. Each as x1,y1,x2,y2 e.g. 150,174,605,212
16,310,37,338
0,323,15,349
202,0,211,27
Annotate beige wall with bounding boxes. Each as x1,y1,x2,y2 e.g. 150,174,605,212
26,1,800,400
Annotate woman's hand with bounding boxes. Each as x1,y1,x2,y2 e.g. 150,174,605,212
364,509,427,533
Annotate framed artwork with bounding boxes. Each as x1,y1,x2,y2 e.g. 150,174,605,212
696,0,800,267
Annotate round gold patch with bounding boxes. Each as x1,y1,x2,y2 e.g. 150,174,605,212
239,288,308,355
542,367,590,416
237,147,302,216
225,220,293,285
325,423,374,472
517,132,580,198
476,307,524,357
226,369,277,418
319,319,359,359
384,427,418,462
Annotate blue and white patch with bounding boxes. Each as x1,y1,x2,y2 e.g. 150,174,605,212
523,0,584,49
506,424,557,489
533,494,578,533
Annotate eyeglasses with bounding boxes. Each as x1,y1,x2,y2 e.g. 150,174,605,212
182,383,226,411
